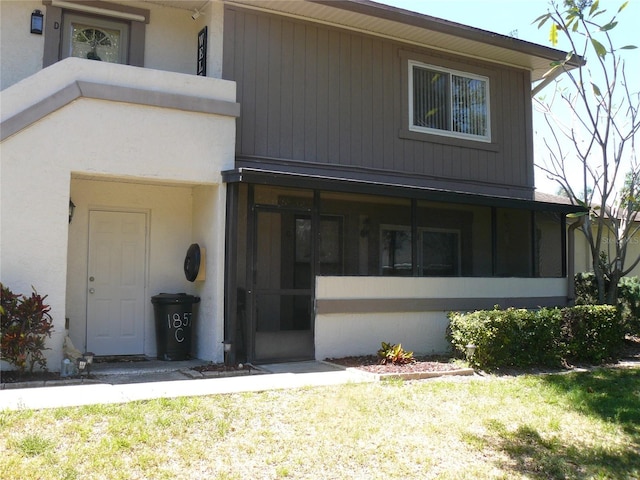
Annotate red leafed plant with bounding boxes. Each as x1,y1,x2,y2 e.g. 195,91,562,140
377,342,415,365
1,283,54,373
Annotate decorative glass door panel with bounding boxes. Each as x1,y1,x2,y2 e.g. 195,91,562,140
62,14,129,64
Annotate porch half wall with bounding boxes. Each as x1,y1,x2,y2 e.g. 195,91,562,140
315,276,568,360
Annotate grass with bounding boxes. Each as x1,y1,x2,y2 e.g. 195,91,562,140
1,368,639,479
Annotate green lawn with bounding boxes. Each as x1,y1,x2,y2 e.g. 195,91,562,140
1,368,639,479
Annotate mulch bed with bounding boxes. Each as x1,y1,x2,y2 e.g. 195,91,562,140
326,355,462,375
2,337,639,384
1,370,65,384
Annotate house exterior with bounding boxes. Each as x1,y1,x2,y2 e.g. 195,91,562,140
574,223,640,278
1,0,238,371
1,0,582,371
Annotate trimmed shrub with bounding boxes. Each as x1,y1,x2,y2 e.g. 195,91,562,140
448,307,563,370
448,304,623,371
0,283,54,373
618,277,640,334
574,272,601,306
561,305,624,364
575,272,640,335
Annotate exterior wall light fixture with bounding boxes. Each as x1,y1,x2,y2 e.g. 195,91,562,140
31,10,44,35
465,343,477,361
191,1,209,20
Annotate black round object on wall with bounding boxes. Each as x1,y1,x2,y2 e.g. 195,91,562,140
184,243,201,282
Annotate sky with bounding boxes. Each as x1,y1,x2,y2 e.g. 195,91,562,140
378,0,640,194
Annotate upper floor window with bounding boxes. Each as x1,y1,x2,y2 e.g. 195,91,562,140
409,61,490,142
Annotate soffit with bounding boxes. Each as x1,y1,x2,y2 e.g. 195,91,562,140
223,0,581,82
141,0,208,11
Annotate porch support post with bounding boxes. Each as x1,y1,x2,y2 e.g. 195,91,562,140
411,199,418,276
246,184,256,362
531,210,539,277
312,190,320,338
223,182,239,365
561,214,568,278
491,207,498,276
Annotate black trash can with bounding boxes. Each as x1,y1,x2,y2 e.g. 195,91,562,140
151,293,200,361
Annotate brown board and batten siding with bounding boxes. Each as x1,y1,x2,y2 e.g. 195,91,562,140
223,5,535,199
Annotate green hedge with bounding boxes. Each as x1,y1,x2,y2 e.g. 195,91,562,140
448,305,623,371
561,305,625,364
575,272,640,335
618,277,640,334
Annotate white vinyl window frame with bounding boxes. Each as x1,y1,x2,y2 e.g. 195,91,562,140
408,60,491,143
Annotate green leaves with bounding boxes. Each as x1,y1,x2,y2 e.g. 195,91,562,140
538,0,632,59
377,342,414,365
0,284,54,373
591,38,608,57
591,82,602,96
618,1,629,13
533,12,551,29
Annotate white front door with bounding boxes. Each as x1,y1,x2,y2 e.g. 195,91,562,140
87,210,147,355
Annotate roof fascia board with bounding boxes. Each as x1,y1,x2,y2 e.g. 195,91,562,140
310,0,583,67
222,167,587,214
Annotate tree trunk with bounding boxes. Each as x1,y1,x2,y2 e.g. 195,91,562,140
606,271,620,305
593,260,607,304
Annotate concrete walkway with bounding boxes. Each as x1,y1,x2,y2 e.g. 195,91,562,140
0,361,374,411
5,357,635,412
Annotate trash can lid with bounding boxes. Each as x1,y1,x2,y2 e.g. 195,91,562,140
151,293,201,304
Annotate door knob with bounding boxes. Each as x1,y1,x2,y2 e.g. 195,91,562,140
89,288,95,294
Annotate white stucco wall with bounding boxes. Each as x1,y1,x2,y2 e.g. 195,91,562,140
315,277,568,360
0,0,225,91
318,311,451,360
1,61,236,370
0,1,45,90
1,57,236,125
191,184,228,361
66,179,202,357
